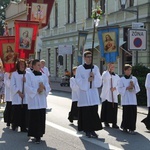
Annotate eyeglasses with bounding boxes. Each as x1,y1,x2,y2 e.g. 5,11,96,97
86,56,92,58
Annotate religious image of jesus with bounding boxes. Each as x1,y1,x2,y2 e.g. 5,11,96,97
103,32,117,53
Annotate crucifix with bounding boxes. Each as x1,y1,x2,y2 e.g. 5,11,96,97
26,3,31,21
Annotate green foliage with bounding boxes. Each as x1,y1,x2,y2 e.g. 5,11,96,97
132,64,150,106
0,0,21,35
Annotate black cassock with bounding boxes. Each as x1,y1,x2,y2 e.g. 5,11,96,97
141,107,150,130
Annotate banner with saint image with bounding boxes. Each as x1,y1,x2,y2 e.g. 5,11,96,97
15,20,39,59
97,26,119,63
25,0,55,28
78,30,88,65
0,36,18,72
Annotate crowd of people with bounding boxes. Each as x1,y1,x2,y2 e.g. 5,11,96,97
68,50,150,138
2,59,51,144
0,51,150,145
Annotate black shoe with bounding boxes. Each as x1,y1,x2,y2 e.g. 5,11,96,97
85,132,91,138
104,122,110,127
21,128,28,132
68,118,73,123
12,125,17,131
129,130,136,135
112,124,119,129
91,131,98,138
123,129,128,133
6,123,10,127
35,137,41,144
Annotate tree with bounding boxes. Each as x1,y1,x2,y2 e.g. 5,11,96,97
0,0,21,35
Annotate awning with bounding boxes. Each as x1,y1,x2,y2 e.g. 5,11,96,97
84,42,99,50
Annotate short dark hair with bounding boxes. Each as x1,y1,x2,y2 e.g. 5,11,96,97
16,59,26,71
32,59,40,67
84,51,92,57
124,64,132,71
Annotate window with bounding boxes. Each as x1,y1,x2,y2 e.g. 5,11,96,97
48,48,51,72
55,2,58,27
73,0,76,22
129,0,134,7
100,0,105,14
55,48,59,77
67,0,70,23
88,0,92,18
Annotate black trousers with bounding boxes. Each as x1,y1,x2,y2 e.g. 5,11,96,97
121,105,137,131
101,100,118,124
78,105,103,132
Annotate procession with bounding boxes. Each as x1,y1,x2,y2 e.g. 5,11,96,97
0,0,150,150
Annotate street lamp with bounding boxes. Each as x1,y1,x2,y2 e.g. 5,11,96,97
119,0,139,65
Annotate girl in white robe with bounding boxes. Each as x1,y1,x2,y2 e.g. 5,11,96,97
68,66,79,123
25,59,51,144
141,73,150,130
118,64,140,134
100,63,120,128
3,72,12,127
10,60,28,132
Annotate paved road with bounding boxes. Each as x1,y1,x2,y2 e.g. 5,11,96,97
0,91,150,150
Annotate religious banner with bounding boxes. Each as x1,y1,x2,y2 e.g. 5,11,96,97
97,26,119,63
25,0,55,28
0,36,18,72
15,20,39,59
78,30,88,65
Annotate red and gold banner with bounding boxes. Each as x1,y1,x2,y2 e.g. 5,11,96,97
25,0,55,28
15,20,39,59
0,36,18,72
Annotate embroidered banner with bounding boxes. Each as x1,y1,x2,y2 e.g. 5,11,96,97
78,30,89,65
97,26,119,63
25,0,55,28
0,36,18,72
15,20,39,59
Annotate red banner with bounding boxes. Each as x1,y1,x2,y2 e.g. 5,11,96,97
25,0,55,28
15,20,39,59
0,36,18,72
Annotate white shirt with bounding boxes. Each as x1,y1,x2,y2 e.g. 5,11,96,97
25,72,51,110
75,65,102,107
26,68,33,74
70,77,79,102
118,76,140,105
145,73,150,107
10,71,27,105
4,72,12,102
101,71,120,103
41,66,50,77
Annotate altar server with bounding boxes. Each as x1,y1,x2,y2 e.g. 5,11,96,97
141,73,150,130
100,63,120,128
75,51,103,138
3,72,12,127
26,59,33,73
118,64,140,134
10,59,28,132
68,66,79,123
25,59,51,144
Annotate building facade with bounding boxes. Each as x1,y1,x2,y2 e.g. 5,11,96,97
41,0,150,80
5,0,150,80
